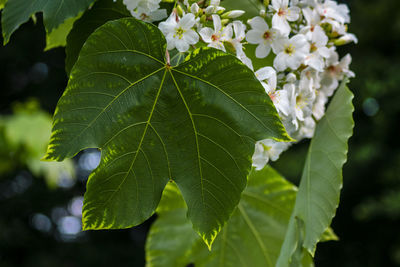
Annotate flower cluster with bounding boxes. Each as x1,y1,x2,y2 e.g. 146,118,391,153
123,0,357,170
122,0,167,22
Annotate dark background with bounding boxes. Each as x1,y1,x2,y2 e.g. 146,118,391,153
1,0,399,266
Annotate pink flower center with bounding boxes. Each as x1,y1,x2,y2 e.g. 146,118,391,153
278,8,286,17
263,31,271,40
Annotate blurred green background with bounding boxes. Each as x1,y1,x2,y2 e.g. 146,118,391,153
0,0,399,266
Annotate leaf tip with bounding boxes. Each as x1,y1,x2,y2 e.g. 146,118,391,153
199,229,219,251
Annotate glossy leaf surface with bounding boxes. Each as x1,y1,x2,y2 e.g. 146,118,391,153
44,18,290,246
276,81,354,266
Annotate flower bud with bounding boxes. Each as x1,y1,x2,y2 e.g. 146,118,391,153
221,10,245,19
190,3,200,15
176,5,184,17
217,8,226,15
334,33,358,46
205,6,213,15
221,19,230,25
263,0,270,6
200,14,207,24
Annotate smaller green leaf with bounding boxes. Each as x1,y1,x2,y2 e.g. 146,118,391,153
276,80,354,267
1,0,94,44
45,14,82,51
146,166,314,267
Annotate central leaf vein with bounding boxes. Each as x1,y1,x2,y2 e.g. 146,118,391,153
168,70,206,211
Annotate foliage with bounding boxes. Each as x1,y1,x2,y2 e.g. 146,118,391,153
146,166,314,267
0,0,357,265
1,0,94,44
0,100,75,187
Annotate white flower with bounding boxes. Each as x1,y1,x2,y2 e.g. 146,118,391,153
300,67,321,92
255,67,291,117
313,90,328,120
123,0,167,22
230,21,246,50
316,0,350,24
304,26,331,71
190,3,200,15
284,78,315,131
199,15,232,52
269,0,301,35
205,0,225,15
320,51,354,96
252,139,289,170
159,13,199,52
295,116,316,139
255,67,277,93
246,16,285,58
300,7,322,39
273,34,310,71
230,21,253,69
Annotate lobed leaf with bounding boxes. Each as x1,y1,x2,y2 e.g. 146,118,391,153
276,80,355,266
44,18,290,246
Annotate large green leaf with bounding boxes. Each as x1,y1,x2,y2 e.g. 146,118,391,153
43,17,290,246
65,0,130,75
1,0,94,44
146,167,314,267
276,81,354,267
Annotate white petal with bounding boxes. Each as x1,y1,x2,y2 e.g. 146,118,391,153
246,30,263,44
274,52,288,71
286,53,303,70
286,6,300,21
233,21,246,40
175,39,190,52
180,13,196,30
199,27,214,43
312,25,328,46
318,46,331,58
212,14,222,32
148,9,167,22
183,30,199,45
274,90,290,116
306,54,324,71
272,14,291,35
256,43,271,58
248,16,269,32
221,24,233,41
